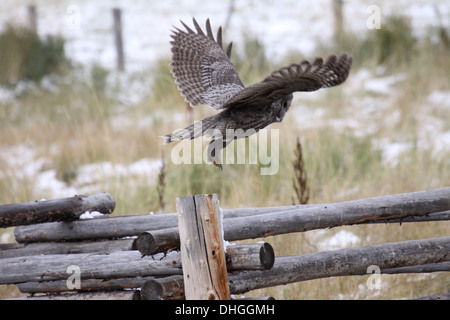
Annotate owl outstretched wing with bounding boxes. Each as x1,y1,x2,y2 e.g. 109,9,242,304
170,18,245,109
220,53,353,109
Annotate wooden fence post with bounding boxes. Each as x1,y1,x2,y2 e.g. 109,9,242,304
27,5,37,33
112,8,125,71
333,0,344,43
176,194,230,300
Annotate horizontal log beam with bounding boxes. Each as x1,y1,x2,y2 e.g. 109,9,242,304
0,251,182,285
14,212,178,243
13,205,309,243
13,188,450,243
134,211,450,256
19,261,449,295
223,188,450,241
412,292,450,300
139,260,450,300
13,237,450,295
11,290,140,300
365,210,450,224
138,249,450,299
17,276,156,294
0,243,274,285
227,236,450,294
0,238,135,259
0,193,115,228
344,261,450,275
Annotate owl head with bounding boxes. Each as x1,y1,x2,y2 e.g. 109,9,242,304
274,94,294,122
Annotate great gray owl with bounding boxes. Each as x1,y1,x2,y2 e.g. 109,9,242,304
162,18,352,169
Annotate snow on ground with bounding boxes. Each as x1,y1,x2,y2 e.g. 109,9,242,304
292,65,450,166
299,229,361,254
79,211,106,219
427,90,450,108
0,144,162,199
1,0,449,70
317,230,361,251
0,1,449,197
33,158,163,199
363,74,407,95
0,144,50,181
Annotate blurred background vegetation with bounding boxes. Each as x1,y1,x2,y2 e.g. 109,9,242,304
0,25,69,84
0,4,449,300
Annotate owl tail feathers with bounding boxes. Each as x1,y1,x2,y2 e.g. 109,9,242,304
160,116,218,145
160,134,173,145
160,123,200,145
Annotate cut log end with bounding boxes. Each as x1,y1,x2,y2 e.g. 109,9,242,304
135,232,156,257
135,228,181,257
141,276,185,300
260,242,275,270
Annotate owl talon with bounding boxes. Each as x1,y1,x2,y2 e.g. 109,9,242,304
213,161,223,170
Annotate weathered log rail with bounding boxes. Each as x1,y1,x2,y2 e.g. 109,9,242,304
0,193,115,228
12,188,450,243
0,188,449,300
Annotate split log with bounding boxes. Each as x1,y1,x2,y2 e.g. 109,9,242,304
366,210,450,224
17,237,450,294
12,290,140,300
1,242,274,286
0,251,183,285
412,292,450,300
140,275,184,300
119,210,450,256
14,188,450,243
236,296,275,300
340,261,450,276
0,238,135,259
223,188,450,241
374,261,450,274
137,240,450,300
17,276,155,294
14,213,177,243
177,194,230,300
12,204,310,243
0,193,115,228
227,236,450,294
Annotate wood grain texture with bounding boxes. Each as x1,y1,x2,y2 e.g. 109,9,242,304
177,194,230,300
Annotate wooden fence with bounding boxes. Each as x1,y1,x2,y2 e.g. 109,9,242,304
21,5,125,71
0,188,449,300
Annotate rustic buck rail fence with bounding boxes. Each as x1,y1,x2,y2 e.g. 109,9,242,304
0,188,449,300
